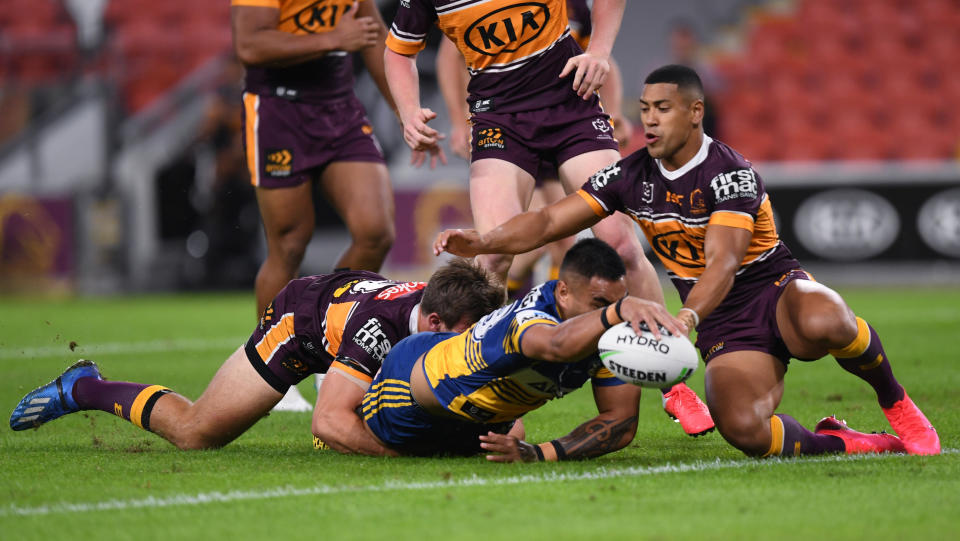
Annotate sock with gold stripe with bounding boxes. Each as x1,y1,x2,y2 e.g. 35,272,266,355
763,414,844,457
829,317,904,408
73,379,171,431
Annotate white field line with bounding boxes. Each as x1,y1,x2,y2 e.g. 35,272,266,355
0,338,245,359
3,448,956,517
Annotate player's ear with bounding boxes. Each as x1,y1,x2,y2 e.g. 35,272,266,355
555,280,569,302
690,98,705,126
426,312,444,332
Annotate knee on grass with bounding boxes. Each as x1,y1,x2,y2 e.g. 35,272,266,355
716,414,773,457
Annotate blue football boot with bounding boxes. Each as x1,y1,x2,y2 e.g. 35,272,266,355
9,360,102,431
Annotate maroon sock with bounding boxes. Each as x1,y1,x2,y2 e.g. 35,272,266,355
765,414,845,457
73,378,171,431
830,318,904,408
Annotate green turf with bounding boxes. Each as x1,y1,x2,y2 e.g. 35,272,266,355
1,288,959,540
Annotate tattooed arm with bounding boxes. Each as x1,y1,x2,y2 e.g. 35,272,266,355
479,383,641,462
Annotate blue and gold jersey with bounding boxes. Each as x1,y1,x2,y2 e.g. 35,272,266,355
421,280,623,424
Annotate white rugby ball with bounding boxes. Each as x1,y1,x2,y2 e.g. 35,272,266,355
598,322,699,388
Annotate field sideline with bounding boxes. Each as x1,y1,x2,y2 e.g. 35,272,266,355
2,287,958,539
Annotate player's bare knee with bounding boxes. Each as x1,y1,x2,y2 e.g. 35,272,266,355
715,412,769,456
351,222,395,256
271,231,310,269
795,307,857,351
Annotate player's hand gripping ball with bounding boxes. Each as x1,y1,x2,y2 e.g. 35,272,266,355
598,322,698,388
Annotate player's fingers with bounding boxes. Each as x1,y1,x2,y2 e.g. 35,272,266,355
571,63,586,93
558,57,576,78
416,123,440,139
437,146,448,166
587,69,608,96
575,63,593,95
411,150,425,168
421,108,437,122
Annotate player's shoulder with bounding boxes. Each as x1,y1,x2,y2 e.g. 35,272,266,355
513,281,559,315
586,148,650,190
703,137,756,176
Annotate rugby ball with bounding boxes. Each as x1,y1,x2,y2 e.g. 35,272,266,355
597,322,698,388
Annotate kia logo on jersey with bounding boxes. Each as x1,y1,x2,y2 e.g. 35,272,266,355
294,0,352,34
464,2,550,56
652,230,703,268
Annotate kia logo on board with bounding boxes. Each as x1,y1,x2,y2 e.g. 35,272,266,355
794,189,900,261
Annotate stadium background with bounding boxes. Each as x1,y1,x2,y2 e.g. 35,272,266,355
1,0,959,295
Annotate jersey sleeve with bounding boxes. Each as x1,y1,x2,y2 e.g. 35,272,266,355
509,309,560,353
332,312,399,384
705,167,765,233
576,159,630,218
385,0,436,55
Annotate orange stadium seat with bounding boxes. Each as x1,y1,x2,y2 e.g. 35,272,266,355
713,0,960,161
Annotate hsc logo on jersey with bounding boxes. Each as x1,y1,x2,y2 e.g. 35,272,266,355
294,0,353,33
464,2,550,57
710,169,758,203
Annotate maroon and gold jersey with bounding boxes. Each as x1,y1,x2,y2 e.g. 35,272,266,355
577,136,801,318
232,0,365,101
387,0,585,113
250,270,427,385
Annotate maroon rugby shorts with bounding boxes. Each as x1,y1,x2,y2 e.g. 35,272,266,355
694,269,815,366
241,93,385,188
470,92,618,178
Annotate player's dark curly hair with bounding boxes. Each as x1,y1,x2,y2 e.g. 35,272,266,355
421,258,504,328
559,238,626,282
644,64,705,100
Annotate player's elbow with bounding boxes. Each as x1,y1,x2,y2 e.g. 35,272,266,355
311,411,337,443
233,35,271,67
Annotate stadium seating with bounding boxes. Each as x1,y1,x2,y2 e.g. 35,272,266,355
1,0,232,113
712,0,960,161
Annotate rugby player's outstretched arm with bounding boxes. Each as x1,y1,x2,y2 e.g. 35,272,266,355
312,369,398,456
434,193,601,258
479,383,640,462
549,382,641,459
232,4,378,67
435,38,472,160
384,49,447,168
676,224,752,330
520,299,685,364
357,1,399,117
560,0,626,98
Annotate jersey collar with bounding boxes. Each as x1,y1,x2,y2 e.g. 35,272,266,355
409,303,421,334
656,134,713,180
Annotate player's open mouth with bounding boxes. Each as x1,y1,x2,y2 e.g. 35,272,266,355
645,133,660,145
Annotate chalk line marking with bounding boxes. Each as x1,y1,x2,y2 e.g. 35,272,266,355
3,449,956,517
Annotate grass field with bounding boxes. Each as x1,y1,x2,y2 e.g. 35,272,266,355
1,287,959,540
